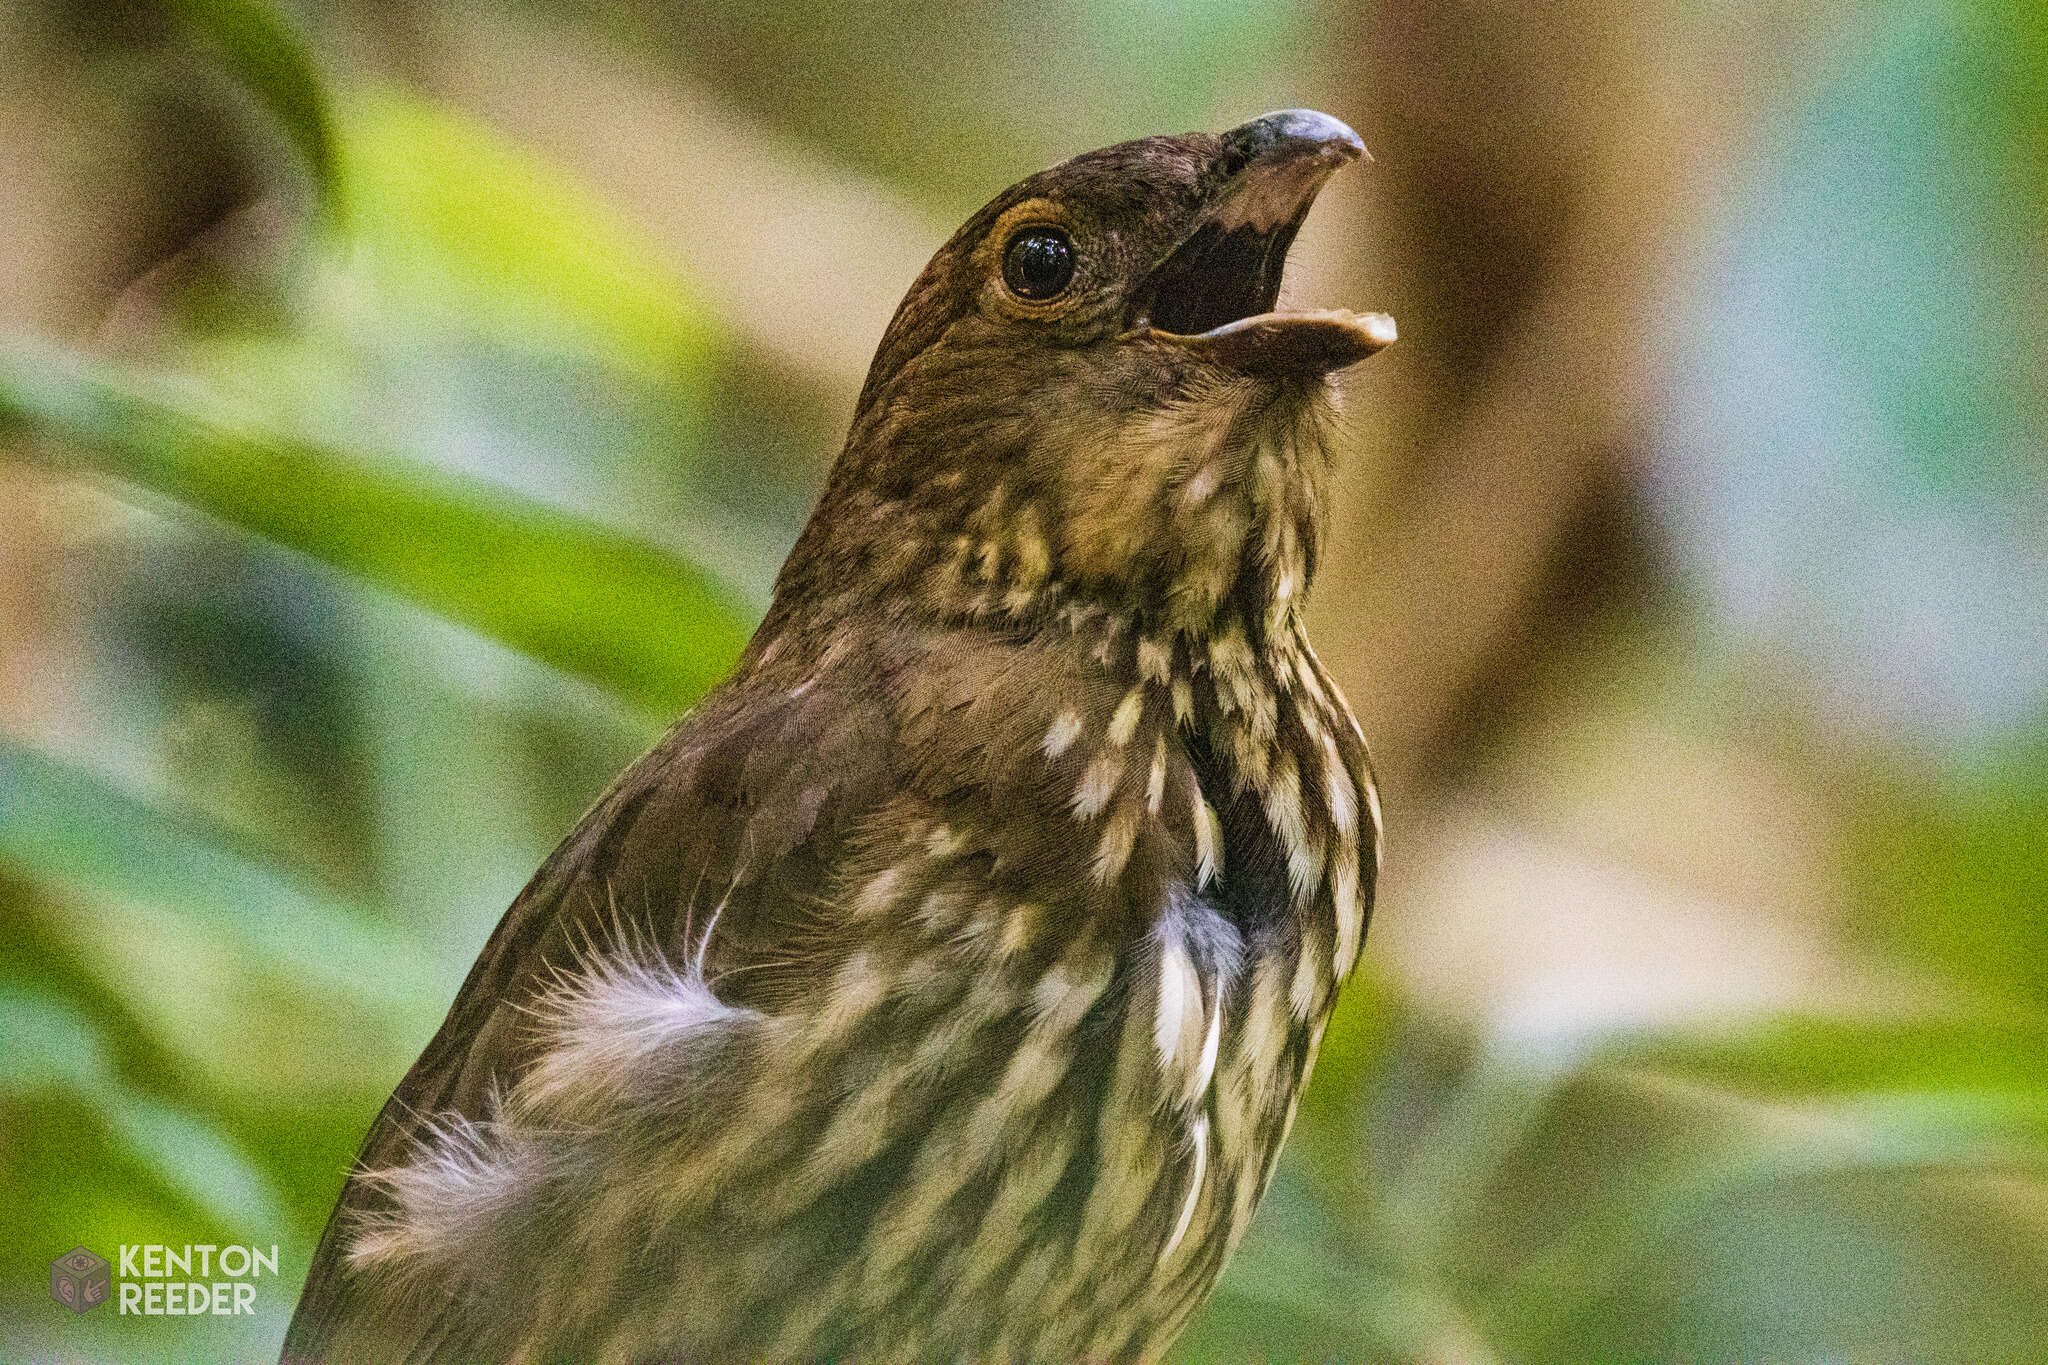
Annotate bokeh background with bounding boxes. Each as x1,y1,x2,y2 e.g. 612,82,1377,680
3,0,2045,1359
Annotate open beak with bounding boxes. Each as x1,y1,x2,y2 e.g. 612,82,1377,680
1133,109,1395,377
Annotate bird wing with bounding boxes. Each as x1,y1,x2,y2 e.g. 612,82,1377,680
282,666,900,1363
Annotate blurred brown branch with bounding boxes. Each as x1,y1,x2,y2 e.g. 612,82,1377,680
1315,0,1819,799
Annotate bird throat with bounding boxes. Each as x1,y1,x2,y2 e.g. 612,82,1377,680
818,374,1340,655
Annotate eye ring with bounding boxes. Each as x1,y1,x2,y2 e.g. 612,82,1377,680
1001,227,1076,301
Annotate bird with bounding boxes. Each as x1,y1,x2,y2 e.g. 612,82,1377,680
283,107,1393,1363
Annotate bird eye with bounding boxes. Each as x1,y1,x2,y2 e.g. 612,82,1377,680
1001,228,1076,301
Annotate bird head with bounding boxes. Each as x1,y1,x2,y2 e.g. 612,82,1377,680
776,110,1393,640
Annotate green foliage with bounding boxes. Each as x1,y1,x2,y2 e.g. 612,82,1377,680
1,985,275,1235
0,743,439,1072
1185,1012,2048,1361
0,16,756,1353
1851,736,2048,1008
0,743,432,1331
0,343,753,716
338,89,722,383
164,0,339,210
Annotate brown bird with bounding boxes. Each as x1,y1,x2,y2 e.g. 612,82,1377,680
284,108,1392,1362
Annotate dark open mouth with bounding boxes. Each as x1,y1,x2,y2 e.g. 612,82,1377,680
1134,110,1395,375
1144,214,1303,336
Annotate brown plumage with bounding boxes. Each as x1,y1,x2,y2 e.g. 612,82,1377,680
284,108,1392,1363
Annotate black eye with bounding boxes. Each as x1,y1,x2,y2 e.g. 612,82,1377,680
1002,227,1076,301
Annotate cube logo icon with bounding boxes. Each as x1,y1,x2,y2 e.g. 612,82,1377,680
51,1247,111,1314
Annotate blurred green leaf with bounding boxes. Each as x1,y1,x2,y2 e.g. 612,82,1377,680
1,984,285,1243
165,0,339,209
1190,1156,1495,1364
338,89,720,384
100,1089,288,1236
1377,1048,1565,1278
1298,970,1399,1133
0,742,442,1091
0,340,755,715
1232,1008,2048,1359
1962,0,2048,212
0,743,427,1008
1486,1074,2048,1348
1626,1010,2048,1097
0,986,113,1094
1850,735,2048,1007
